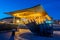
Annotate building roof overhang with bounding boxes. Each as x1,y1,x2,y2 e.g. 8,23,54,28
5,4,48,18
4,4,52,24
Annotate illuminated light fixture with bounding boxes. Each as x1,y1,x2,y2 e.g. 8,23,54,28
16,19,20,24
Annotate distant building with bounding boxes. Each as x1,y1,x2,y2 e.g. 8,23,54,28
54,20,60,24
0,17,28,29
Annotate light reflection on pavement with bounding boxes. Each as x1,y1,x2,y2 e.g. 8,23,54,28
0,29,60,40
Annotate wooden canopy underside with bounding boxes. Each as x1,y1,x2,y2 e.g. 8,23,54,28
5,4,52,24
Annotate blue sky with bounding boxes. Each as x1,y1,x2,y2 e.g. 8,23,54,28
0,0,60,20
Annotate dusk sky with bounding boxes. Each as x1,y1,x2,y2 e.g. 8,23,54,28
0,0,60,20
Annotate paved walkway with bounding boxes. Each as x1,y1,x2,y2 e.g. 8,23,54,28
0,29,60,40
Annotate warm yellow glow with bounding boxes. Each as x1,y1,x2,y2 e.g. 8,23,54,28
45,15,51,20
15,29,31,40
12,12,51,24
13,12,42,18
8,5,52,24
16,20,20,23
